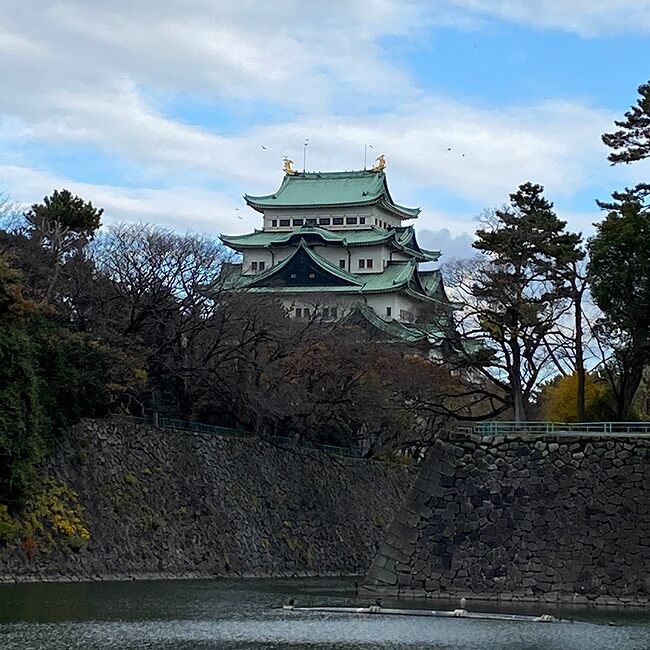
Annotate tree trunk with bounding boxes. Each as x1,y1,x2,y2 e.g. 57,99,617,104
510,343,526,424
574,286,586,421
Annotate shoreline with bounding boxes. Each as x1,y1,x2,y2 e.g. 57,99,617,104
1,572,647,609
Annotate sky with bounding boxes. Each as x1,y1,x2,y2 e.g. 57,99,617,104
2,0,650,260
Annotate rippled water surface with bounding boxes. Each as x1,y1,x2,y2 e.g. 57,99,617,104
1,577,649,649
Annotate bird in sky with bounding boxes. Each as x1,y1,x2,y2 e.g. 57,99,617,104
261,145,267,150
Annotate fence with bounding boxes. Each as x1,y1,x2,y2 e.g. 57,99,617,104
455,420,650,439
115,415,363,458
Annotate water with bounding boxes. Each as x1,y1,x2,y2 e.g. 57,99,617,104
0,577,649,649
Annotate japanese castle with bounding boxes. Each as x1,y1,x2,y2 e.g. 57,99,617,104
220,157,460,355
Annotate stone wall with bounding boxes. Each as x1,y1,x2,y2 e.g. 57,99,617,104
0,419,412,582
364,434,650,606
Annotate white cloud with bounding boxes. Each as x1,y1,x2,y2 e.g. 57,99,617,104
0,165,254,237
0,0,647,244
443,0,650,37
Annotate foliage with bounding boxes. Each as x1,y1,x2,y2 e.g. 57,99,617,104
24,189,102,250
0,503,18,543
602,80,650,164
588,187,650,418
0,258,106,509
21,479,91,551
449,182,583,422
538,372,610,422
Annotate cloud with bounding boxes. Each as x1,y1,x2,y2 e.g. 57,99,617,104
0,0,646,244
417,227,476,260
0,164,254,236
441,1,650,36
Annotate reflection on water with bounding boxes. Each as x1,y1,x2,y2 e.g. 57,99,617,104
0,577,648,650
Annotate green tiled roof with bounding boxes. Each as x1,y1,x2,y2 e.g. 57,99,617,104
221,226,393,249
227,243,439,298
220,225,440,261
244,170,420,219
342,306,450,344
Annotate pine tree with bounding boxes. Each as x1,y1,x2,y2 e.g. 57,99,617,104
602,80,650,164
471,182,583,423
589,186,650,419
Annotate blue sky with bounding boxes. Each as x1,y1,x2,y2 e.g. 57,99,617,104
1,0,650,259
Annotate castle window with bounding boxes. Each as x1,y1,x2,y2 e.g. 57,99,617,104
332,217,343,225
346,217,358,225
272,219,278,227
290,273,297,279
358,259,365,269
319,217,331,225
258,261,265,271
386,306,392,317
293,218,304,226
339,259,346,269
279,219,290,226
366,259,373,269
308,272,315,279
400,309,415,323
251,261,258,271
306,218,317,226
359,217,366,224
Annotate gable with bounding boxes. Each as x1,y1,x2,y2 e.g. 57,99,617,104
251,245,359,288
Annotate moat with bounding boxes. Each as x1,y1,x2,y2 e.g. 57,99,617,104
1,577,649,650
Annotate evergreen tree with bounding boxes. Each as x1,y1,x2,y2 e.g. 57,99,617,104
470,182,583,422
23,189,103,306
589,186,650,419
602,80,650,164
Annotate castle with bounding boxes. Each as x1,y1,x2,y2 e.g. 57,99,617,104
220,158,460,356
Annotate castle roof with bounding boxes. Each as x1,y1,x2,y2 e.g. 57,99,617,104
220,225,440,261
222,240,447,301
244,170,420,219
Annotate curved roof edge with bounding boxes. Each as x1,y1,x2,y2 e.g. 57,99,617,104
244,169,420,219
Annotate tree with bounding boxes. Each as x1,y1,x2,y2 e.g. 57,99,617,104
22,189,103,306
452,183,583,422
537,372,610,422
0,258,106,508
602,80,650,164
588,187,650,419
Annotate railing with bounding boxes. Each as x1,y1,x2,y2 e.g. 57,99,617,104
270,435,362,458
455,421,650,438
115,415,363,458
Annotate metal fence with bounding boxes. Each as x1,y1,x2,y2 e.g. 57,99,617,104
456,420,650,438
115,415,363,458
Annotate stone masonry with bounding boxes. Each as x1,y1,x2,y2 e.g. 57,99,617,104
364,434,650,607
0,419,412,582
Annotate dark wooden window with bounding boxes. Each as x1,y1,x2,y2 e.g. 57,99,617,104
359,217,366,224
293,218,304,226
251,261,258,271
259,261,266,271
271,219,278,227
339,259,346,269
333,217,343,225
366,259,373,269
358,259,365,269
319,217,331,225
279,219,290,226
386,306,392,317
